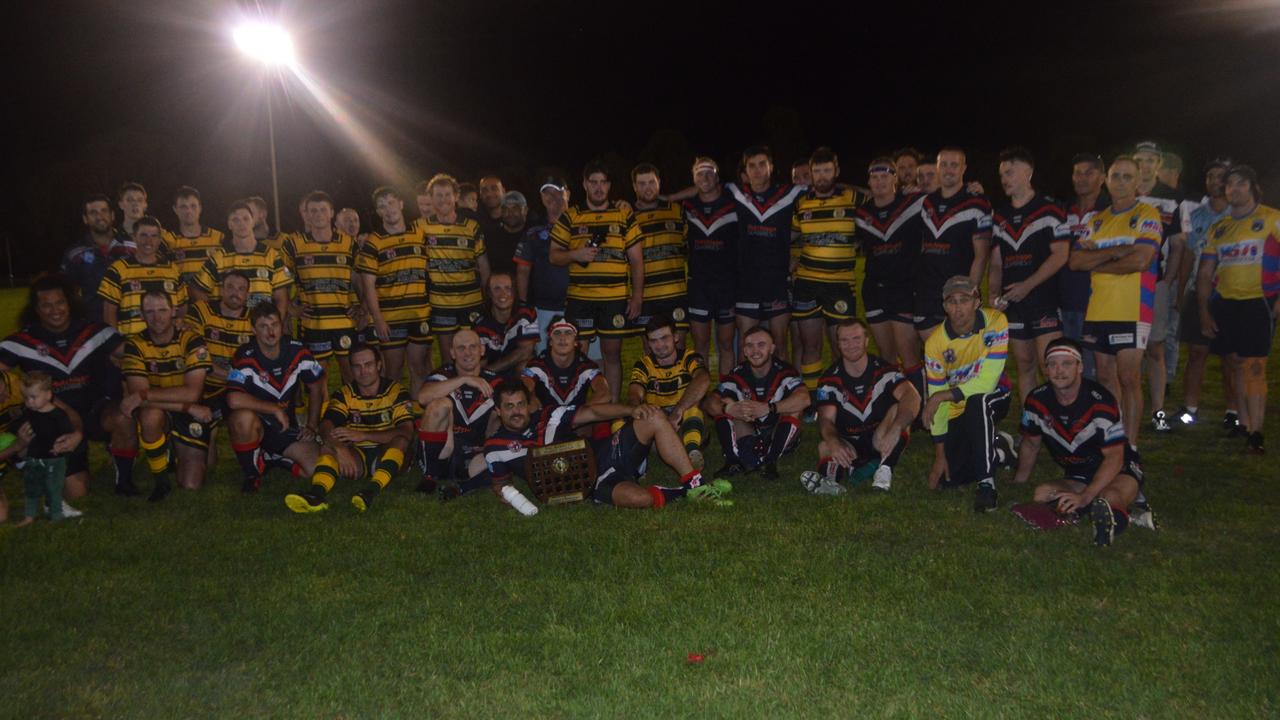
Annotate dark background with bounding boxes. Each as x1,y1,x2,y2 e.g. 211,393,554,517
5,0,1279,278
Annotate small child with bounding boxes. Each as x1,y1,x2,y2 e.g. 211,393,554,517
9,372,76,526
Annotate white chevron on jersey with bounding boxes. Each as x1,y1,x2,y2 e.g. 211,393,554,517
726,183,806,224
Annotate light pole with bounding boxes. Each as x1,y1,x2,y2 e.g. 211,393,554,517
233,21,295,235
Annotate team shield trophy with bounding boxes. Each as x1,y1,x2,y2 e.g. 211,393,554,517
526,439,597,505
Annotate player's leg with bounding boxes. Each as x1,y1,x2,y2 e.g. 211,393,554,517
768,312,792,361
97,400,139,499
136,406,174,501
1089,473,1140,546
798,317,825,390
1011,337,1039,404
1115,346,1145,449
174,442,208,492
1145,338,1169,431
228,409,267,492
678,406,706,469
353,435,411,511
599,336,624,403
406,339,434,401
282,437,321,477
689,318,712,372
714,317,736,377
381,344,407,385
286,440,359,514
892,320,925,412
436,330,455,367
416,397,456,491
1094,351,1121,411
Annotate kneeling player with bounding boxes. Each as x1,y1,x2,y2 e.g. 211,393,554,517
226,303,327,493
484,381,731,510
118,290,211,500
702,326,810,480
285,343,415,513
416,328,500,494
1012,338,1142,546
804,320,919,495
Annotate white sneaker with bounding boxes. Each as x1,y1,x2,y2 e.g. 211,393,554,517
996,431,1017,467
871,465,893,492
60,500,84,519
799,470,845,496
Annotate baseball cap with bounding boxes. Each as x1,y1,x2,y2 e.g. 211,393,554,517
538,176,567,193
1134,140,1162,156
941,275,979,299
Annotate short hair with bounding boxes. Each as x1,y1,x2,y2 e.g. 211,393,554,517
494,379,530,405
1044,336,1084,359
809,147,839,167
174,185,201,203
427,174,459,195
937,146,967,161
582,160,610,182
413,180,432,197
347,342,381,364
631,162,660,183
21,371,52,393
1071,153,1105,171
117,181,147,200
644,313,675,337
221,270,252,287
833,318,869,336
371,185,401,204
742,325,774,344
1163,152,1183,172
867,155,897,172
891,147,923,164
82,193,112,214
226,200,254,219
249,301,281,326
790,158,809,170
741,145,773,166
141,288,173,308
245,196,268,212
997,146,1035,169
457,182,478,198
21,273,85,329
1109,155,1139,172
134,215,163,234
302,190,335,211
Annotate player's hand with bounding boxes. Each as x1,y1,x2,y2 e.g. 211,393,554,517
965,180,985,195
298,425,319,442
1002,282,1029,303
187,405,213,423
926,451,948,490
626,294,643,320
1054,491,1088,515
52,431,82,455
1200,311,1217,338
571,246,600,264
668,407,684,430
921,394,947,431
462,376,494,396
330,427,365,443
374,319,391,342
830,440,856,468
273,406,291,430
632,404,661,422
334,443,361,479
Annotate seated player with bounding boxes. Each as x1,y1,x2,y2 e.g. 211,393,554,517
225,302,327,493
475,272,539,377
804,320,919,495
522,318,609,410
118,290,211,499
484,380,732,510
627,314,710,469
285,343,415,514
922,276,1015,512
702,326,810,480
416,328,501,494
1012,338,1143,546
183,270,254,470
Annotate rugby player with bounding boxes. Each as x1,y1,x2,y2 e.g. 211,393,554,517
63,193,133,324
628,315,710,469
916,148,993,339
548,161,643,399
225,302,327,493
184,270,254,469
1013,338,1143,546
727,146,805,349
703,326,809,480
415,328,501,494
854,158,927,404
119,290,211,499
484,381,731,511
914,163,939,194
892,148,923,192
791,147,866,390
285,343,415,513
988,147,1069,403
1196,165,1280,454
629,163,689,341
475,272,539,377
191,201,292,319
804,320,919,495
280,190,360,382
1059,153,1109,379
246,196,282,248
117,181,148,237
419,173,491,364
522,318,609,412
1068,155,1163,453
161,186,225,289
790,159,812,187
682,157,738,374
99,216,187,336
922,276,1014,512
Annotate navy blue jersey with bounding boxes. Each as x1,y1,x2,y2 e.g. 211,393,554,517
61,234,133,324
0,320,124,410
475,304,539,366
513,223,569,310
991,194,1070,309
682,191,739,289
1059,193,1109,313
425,365,502,449
855,192,926,283
523,351,600,408
815,355,907,437
226,337,325,415
726,182,805,295
1020,378,1127,478
918,189,993,297
484,404,583,483
717,358,804,430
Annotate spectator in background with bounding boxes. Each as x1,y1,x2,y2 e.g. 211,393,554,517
478,175,505,225
246,196,281,247
486,191,529,276
514,177,587,356
790,159,812,187
62,193,133,324
1158,152,1183,190
457,182,481,220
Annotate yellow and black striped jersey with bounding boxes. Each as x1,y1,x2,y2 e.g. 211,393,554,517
629,348,706,408
280,231,358,331
0,368,24,433
193,240,293,309
550,203,638,302
632,202,688,301
792,187,866,284
162,226,226,286
183,299,252,396
121,329,210,389
357,224,430,324
322,378,415,449
416,215,487,310
97,257,189,337
262,231,291,254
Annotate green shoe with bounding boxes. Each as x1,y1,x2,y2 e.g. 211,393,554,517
688,478,734,507
285,492,328,514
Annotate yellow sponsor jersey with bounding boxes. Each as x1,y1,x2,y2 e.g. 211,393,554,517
356,224,430,324
183,300,252,396
1202,204,1280,301
415,216,486,310
121,329,210,389
162,227,226,286
193,240,293,309
323,378,415,449
97,257,188,337
281,231,358,331
550,203,637,302
632,202,687,301
792,187,865,284
0,368,24,433
924,307,1009,424
1075,202,1163,323
630,348,705,408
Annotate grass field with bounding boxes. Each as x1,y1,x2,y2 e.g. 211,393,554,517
1,287,1277,718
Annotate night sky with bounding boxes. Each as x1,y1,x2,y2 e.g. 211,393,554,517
6,0,1280,275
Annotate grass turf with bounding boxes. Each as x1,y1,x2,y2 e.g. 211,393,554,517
0,287,1277,718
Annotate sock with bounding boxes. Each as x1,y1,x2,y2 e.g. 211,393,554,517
418,430,448,478
680,416,705,455
1111,505,1129,535
680,469,703,489
266,454,297,474
714,415,741,463
456,470,491,495
232,440,264,481
762,417,799,464
140,434,171,476
311,454,340,495
110,448,137,488
646,484,686,508
800,360,825,392
371,447,405,490
904,364,925,411
882,431,909,468
1186,405,1198,414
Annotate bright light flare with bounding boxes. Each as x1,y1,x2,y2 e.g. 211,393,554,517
233,22,295,67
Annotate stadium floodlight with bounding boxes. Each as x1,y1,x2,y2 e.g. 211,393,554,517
233,22,295,67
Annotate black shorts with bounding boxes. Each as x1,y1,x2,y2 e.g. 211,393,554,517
260,418,307,456
687,282,736,325
65,397,120,477
912,293,945,331
633,296,690,332
1004,302,1061,341
1064,444,1144,490
1209,296,1275,358
735,289,791,321
430,304,483,334
170,394,227,450
301,326,359,359
862,279,914,325
1082,320,1149,354
791,279,857,323
379,320,434,349
565,298,630,339
591,422,651,504
1178,293,1210,347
